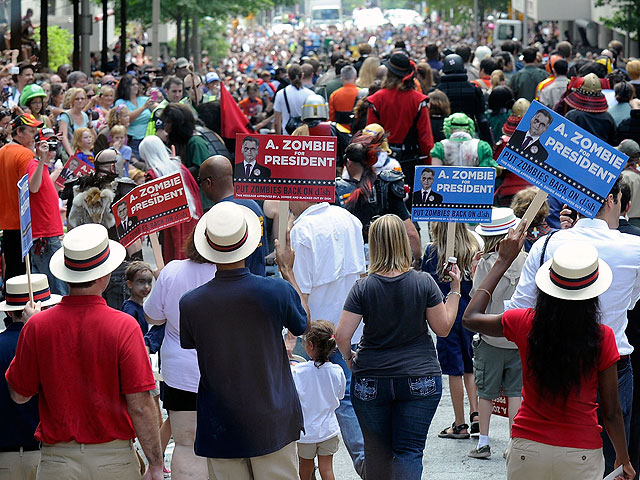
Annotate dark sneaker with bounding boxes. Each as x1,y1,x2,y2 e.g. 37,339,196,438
468,445,491,459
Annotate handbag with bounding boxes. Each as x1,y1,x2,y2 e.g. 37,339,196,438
283,88,302,134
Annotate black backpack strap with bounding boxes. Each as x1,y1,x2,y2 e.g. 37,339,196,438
283,88,291,115
539,229,559,267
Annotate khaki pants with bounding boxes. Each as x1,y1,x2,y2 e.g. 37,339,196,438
207,441,299,480
0,449,40,480
37,440,141,480
506,437,605,480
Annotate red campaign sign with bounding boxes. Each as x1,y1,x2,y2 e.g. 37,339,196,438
111,172,191,248
492,394,509,418
54,156,95,188
234,133,336,202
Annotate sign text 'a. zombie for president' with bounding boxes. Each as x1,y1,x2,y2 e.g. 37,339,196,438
233,133,336,202
112,172,191,248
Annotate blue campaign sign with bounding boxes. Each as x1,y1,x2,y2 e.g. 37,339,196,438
496,101,627,217
411,165,495,223
17,174,33,259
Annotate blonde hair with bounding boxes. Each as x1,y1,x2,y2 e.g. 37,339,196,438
490,70,505,89
368,214,412,275
357,57,380,89
64,87,86,109
110,124,126,137
107,105,129,129
428,222,480,279
99,85,115,98
510,187,549,226
480,233,506,254
627,60,640,81
72,127,96,151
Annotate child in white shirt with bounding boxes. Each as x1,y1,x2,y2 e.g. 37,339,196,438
292,320,346,480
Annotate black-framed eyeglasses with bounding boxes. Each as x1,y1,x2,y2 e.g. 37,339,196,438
105,81,116,85
197,175,211,183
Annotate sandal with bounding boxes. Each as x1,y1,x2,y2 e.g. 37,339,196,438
438,422,470,439
470,411,479,435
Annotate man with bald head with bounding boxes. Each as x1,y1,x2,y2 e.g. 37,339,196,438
199,156,269,276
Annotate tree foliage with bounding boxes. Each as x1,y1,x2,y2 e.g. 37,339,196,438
33,26,74,71
594,0,638,41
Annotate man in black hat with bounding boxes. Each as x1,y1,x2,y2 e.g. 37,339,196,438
436,54,494,145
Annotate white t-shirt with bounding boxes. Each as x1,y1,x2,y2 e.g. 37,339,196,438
292,361,346,443
290,203,366,343
273,84,314,132
144,259,217,392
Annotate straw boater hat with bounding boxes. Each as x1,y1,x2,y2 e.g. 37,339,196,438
475,207,521,237
49,224,126,283
502,98,531,136
194,202,262,264
564,73,609,113
0,274,62,311
535,243,612,301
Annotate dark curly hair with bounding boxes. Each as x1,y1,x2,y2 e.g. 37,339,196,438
161,103,196,160
305,320,337,367
527,290,602,402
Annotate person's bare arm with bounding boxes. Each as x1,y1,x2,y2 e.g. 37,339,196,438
275,229,310,334
426,266,461,336
336,310,362,369
403,218,422,268
30,142,49,192
9,385,33,404
59,117,74,156
125,391,163,478
599,365,635,479
274,111,283,134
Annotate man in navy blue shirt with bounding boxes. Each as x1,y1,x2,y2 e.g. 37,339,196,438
180,201,309,478
199,156,269,276
0,274,62,479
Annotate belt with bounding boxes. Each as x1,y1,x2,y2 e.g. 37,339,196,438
0,445,40,453
43,439,133,450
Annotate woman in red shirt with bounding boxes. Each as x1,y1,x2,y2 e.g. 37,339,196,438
463,222,634,480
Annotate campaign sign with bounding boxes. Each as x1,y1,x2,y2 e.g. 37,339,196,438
411,166,495,223
54,155,95,188
112,172,190,248
496,101,627,217
18,174,33,258
234,133,336,202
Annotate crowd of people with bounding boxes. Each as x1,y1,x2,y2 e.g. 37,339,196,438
0,15,640,480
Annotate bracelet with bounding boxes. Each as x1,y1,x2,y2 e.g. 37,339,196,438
477,288,492,301
341,351,354,361
446,291,461,300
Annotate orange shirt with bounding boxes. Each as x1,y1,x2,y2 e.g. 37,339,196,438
0,143,35,229
329,83,359,127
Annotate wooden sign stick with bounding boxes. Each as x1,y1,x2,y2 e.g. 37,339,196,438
149,232,165,270
24,253,34,307
445,222,456,260
520,190,548,230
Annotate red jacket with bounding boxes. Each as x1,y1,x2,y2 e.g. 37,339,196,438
366,88,433,161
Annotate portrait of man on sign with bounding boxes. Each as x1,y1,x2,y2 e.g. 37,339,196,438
413,168,443,205
234,136,271,179
508,109,553,162
115,200,138,238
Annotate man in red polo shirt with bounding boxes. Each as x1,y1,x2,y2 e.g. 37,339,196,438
6,223,163,480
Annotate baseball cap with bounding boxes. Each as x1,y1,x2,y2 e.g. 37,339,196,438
618,139,640,159
12,113,44,130
205,72,220,84
36,127,56,142
176,57,189,69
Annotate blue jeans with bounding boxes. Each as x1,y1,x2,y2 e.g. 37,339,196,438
329,348,366,478
599,357,634,475
351,374,442,480
30,236,69,296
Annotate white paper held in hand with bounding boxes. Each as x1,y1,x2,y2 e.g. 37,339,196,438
603,465,623,480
